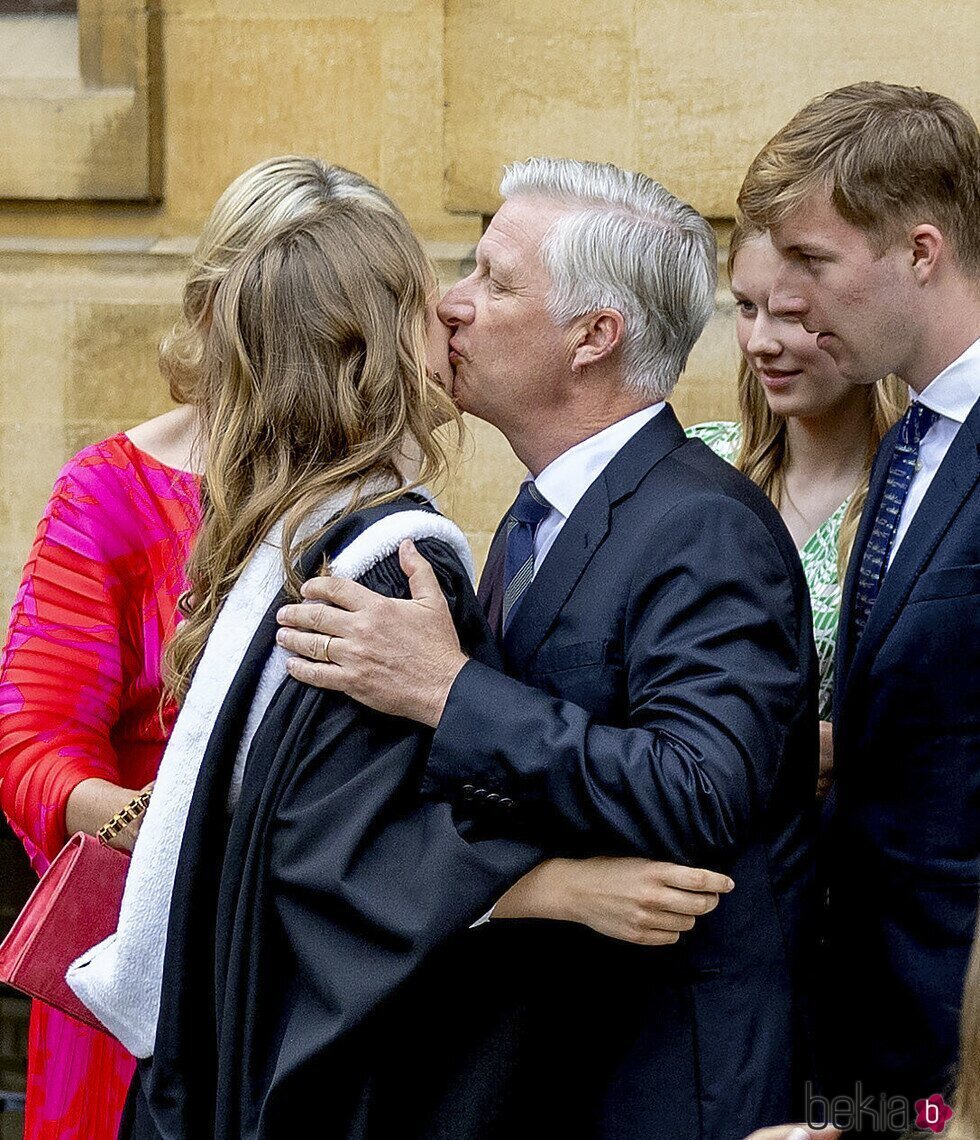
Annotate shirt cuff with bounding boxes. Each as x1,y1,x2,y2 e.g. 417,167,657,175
469,901,498,928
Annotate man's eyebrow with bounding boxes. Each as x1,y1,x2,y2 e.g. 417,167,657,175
476,248,518,282
784,240,831,257
491,261,517,282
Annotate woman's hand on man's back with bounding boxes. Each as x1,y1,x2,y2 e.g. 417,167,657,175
491,856,734,945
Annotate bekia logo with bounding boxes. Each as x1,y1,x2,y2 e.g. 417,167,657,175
915,1093,954,1134
805,1083,955,1133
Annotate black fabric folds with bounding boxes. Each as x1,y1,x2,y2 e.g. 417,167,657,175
123,500,543,1140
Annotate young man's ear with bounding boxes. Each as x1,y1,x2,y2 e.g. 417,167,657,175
569,309,626,373
908,224,944,283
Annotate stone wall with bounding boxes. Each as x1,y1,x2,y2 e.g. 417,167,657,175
1,0,977,611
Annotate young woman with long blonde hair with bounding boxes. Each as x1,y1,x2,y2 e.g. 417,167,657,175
688,220,907,795
56,192,535,1139
0,155,389,1140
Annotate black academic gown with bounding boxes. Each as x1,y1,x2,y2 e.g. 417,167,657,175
121,498,543,1140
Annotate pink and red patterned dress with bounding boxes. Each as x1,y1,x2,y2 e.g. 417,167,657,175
0,433,200,1140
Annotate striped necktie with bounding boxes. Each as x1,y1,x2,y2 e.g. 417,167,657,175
852,400,940,640
501,481,552,633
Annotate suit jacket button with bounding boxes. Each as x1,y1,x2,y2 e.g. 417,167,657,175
461,784,476,801
485,793,501,804
499,797,515,809
473,787,489,800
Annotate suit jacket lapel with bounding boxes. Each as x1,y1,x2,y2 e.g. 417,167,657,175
843,404,980,698
502,405,689,669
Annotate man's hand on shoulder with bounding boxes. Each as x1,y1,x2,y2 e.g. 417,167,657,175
275,539,468,727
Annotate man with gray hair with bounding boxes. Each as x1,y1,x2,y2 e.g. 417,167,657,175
277,158,818,1137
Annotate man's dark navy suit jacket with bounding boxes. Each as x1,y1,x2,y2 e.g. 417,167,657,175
425,405,820,1140
824,395,980,1115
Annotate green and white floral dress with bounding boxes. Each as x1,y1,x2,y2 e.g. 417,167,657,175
687,421,847,720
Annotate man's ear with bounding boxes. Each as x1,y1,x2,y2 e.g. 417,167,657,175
908,224,944,283
569,309,625,374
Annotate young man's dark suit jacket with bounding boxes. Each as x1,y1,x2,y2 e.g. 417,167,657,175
424,405,821,1140
823,395,980,1117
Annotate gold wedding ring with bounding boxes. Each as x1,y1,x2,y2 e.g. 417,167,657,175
323,634,333,664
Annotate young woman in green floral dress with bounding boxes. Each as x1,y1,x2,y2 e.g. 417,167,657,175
688,221,906,796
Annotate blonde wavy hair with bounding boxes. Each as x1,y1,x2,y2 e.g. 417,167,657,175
727,219,907,579
949,909,980,1140
161,155,402,406
164,201,458,702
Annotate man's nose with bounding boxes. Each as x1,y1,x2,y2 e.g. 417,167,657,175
437,280,474,327
768,266,809,319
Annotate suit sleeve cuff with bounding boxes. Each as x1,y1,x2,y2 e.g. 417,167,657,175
424,658,557,810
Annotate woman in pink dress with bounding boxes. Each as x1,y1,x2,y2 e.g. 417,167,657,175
0,156,400,1140
1,419,200,1138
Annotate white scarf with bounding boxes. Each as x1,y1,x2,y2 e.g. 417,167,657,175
65,493,474,1058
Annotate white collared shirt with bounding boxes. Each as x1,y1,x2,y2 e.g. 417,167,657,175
523,402,665,577
888,336,980,568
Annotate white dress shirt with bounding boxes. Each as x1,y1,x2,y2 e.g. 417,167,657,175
525,402,666,576
888,335,980,568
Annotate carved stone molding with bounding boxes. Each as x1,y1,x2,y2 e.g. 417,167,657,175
0,0,156,200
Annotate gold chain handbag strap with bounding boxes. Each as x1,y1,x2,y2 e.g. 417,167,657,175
97,784,154,847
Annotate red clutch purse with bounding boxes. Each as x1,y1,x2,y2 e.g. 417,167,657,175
0,832,129,1033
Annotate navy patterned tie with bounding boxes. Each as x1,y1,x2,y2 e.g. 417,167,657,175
501,481,552,633
852,401,940,639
